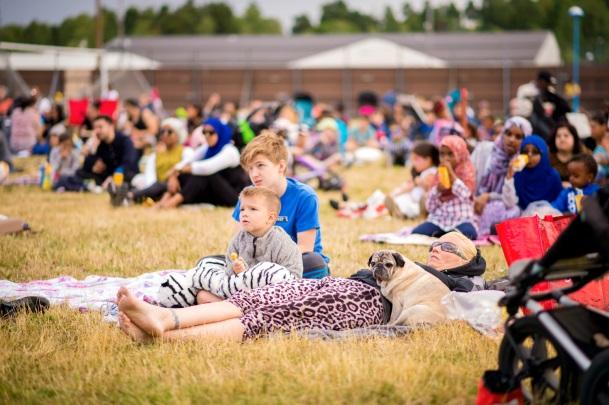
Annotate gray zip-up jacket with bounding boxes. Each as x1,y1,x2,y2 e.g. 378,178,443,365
225,226,303,278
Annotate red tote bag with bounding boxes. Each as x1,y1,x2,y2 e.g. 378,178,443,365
497,215,609,310
99,99,118,120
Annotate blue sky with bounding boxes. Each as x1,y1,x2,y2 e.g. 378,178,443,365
0,0,474,33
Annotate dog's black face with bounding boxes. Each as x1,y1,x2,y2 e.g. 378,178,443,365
368,250,406,282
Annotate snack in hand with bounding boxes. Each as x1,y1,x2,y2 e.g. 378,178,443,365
230,252,238,261
512,154,529,172
438,166,451,189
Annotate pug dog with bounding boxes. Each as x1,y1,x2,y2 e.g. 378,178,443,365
369,250,450,326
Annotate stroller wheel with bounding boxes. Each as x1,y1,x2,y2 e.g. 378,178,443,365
580,349,609,405
498,317,578,403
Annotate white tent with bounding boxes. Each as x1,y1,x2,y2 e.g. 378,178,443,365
288,37,447,69
0,42,160,71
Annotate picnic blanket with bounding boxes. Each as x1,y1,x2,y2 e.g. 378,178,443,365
360,227,501,247
0,270,186,323
0,271,504,336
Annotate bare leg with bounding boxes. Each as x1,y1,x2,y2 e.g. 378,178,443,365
158,193,184,209
196,290,223,304
155,192,172,208
117,287,242,336
161,318,245,342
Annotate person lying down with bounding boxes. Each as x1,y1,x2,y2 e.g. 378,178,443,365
116,232,487,343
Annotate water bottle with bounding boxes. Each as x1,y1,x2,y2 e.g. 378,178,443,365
113,167,124,187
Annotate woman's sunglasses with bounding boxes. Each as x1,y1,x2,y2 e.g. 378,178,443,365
160,128,174,135
202,128,216,136
429,241,467,260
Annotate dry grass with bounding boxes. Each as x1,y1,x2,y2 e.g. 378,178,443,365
0,158,508,404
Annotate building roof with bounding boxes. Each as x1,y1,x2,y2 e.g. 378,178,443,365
106,31,561,69
0,42,160,71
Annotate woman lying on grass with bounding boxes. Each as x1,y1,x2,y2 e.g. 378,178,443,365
117,232,485,342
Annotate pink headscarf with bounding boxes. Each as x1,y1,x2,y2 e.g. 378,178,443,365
440,135,476,194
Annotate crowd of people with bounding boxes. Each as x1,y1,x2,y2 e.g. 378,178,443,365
1,69,609,341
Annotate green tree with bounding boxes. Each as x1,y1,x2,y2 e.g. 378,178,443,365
382,6,402,32
402,3,424,31
292,15,313,34
240,3,282,34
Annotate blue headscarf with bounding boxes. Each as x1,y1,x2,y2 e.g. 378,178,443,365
202,118,233,159
514,135,563,210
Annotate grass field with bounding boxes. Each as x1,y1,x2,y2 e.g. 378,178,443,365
0,158,509,404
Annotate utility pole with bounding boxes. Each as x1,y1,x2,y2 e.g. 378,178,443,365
95,0,103,49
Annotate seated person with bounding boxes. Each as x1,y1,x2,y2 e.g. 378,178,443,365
129,118,189,203
49,133,80,190
56,115,139,191
412,136,478,240
551,154,600,214
116,230,489,343
503,135,563,215
548,122,588,185
158,186,302,306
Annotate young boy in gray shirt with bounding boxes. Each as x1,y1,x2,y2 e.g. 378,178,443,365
158,186,302,307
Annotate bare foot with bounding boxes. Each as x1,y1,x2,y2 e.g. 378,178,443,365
116,286,129,303
118,288,173,337
118,312,153,344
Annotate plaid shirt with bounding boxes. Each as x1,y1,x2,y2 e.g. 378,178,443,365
425,179,477,231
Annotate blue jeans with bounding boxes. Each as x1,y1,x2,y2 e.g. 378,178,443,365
411,221,478,240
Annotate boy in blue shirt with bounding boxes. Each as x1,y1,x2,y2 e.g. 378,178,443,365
233,131,330,279
552,154,600,214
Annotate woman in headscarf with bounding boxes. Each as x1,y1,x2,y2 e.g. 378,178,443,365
502,134,563,214
412,135,478,240
473,116,532,235
157,117,250,208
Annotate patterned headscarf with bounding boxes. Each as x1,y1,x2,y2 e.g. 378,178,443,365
440,135,476,194
503,116,533,137
477,116,532,195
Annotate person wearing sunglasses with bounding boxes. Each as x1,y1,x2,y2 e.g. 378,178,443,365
129,118,189,203
157,117,249,209
503,134,563,214
417,231,487,292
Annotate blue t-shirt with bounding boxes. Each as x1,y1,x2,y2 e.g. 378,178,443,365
232,178,329,263
551,183,600,214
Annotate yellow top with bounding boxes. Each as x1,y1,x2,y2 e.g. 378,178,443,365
156,145,183,182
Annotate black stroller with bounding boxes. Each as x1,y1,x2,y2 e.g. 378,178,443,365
495,186,609,404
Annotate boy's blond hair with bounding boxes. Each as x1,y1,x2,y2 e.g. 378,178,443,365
240,131,288,173
239,186,281,214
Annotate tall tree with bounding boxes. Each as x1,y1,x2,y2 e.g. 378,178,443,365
292,15,313,34
382,6,402,32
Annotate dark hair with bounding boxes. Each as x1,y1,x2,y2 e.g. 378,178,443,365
58,133,72,144
125,98,139,108
569,153,598,178
410,141,440,178
187,103,203,117
591,113,607,126
93,115,113,125
53,103,65,121
549,122,582,154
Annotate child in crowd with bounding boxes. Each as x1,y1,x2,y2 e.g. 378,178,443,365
383,142,439,219
503,135,563,215
551,154,600,214
591,114,609,183
411,136,478,240
49,133,81,190
158,186,302,307
184,131,330,303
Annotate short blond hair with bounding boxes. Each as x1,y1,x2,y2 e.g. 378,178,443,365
240,131,288,171
239,186,281,214
443,231,477,260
